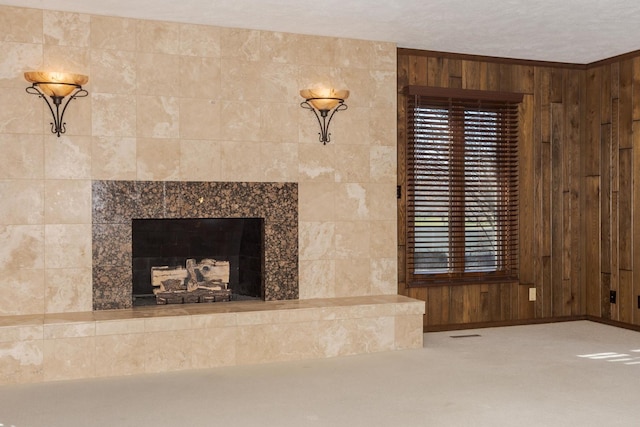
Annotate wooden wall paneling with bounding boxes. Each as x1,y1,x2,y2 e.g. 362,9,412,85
448,58,462,88
462,60,482,90
600,65,612,124
514,65,535,95
632,120,640,325
619,269,633,323
541,141,552,317
600,123,612,318
561,69,580,315
618,148,632,271
633,57,640,121
619,60,633,150
611,192,620,321
550,68,564,103
533,68,550,319
519,95,535,285
499,63,514,92
409,55,428,85
427,56,443,87
550,102,565,316
486,62,501,92
585,175,601,316
449,285,465,324
585,68,602,176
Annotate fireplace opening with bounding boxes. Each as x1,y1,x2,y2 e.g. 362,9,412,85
132,218,264,306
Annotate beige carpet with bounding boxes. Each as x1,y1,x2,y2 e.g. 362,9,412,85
0,320,638,426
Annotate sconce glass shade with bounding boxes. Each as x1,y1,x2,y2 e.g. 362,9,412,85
299,88,350,111
24,71,89,137
300,88,349,144
24,71,88,97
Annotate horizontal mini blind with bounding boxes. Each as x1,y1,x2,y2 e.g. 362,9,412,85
405,86,521,285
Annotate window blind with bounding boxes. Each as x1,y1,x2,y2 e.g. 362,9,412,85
405,86,521,285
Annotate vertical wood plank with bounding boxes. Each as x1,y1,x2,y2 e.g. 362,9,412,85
585,176,601,316
551,102,564,317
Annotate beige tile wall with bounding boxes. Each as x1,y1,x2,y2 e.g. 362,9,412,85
0,5,398,316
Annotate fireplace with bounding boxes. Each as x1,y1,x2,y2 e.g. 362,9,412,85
92,180,298,310
131,217,264,305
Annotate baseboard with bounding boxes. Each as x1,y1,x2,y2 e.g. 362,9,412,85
423,316,588,332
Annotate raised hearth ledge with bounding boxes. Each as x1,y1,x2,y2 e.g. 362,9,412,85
0,295,425,385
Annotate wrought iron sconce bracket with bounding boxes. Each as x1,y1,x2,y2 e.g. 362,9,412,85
300,97,348,145
25,82,88,137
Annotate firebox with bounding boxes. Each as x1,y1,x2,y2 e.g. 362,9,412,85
132,218,264,306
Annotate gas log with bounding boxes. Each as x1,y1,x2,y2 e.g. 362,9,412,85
151,258,231,304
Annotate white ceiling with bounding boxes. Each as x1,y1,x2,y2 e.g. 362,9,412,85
4,0,640,64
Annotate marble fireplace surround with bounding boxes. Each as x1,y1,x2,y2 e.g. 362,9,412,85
92,180,298,310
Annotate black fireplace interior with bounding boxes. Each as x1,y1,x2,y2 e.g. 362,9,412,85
132,218,264,305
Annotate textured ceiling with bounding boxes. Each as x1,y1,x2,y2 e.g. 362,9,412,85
3,0,640,63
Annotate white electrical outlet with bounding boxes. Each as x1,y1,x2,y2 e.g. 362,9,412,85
529,288,536,301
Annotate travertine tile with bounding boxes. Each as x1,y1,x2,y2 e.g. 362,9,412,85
236,321,320,364
0,340,43,384
91,93,137,137
43,44,90,76
298,143,335,182
334,258,371,297
136,53,180,97
43,336,95,381
44,321,94,339
179,56,220,99
260,31,299,64
0,269,45,316
219,141,263,182
370,145,396,183
369,107,396,146
0,87,42,134
143,330,192,373
394,315,424,350
44,136,92,179
367,183,396,221
0,6,42,44
334,221,370,259
95,319,145,336
220,28,260,61
220,101,262,141
190,326,237,369
91,136,137,180
0,180,44,225
136,138,181,181
44,180,92,224
370,257,397,295
335,183,369,221
178,98,221,140
335,38,373,69
136,96,180,138
371,41,397,71
95,333,146,377
0,225,44,270
259,103,299,143
0,134,44,179
299,222,335,260
90,15,137,51
0,324,43,343
259,142,299,181
43,10,90,47
45,267,92,313
298,259,336,299
179,139,222,181
298,182,335,222
44,224,92,268
136,19,180,54
334,144,370,183
179,23,221,57
90,49,136,94
369,221,397,258
0,42,42,87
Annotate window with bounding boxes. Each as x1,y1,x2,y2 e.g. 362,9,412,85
404,86,522,286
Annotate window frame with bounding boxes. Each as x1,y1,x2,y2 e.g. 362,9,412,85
402,86,523,287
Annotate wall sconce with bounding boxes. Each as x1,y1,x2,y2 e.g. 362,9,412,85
24,71,88,137
300,88,349,145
